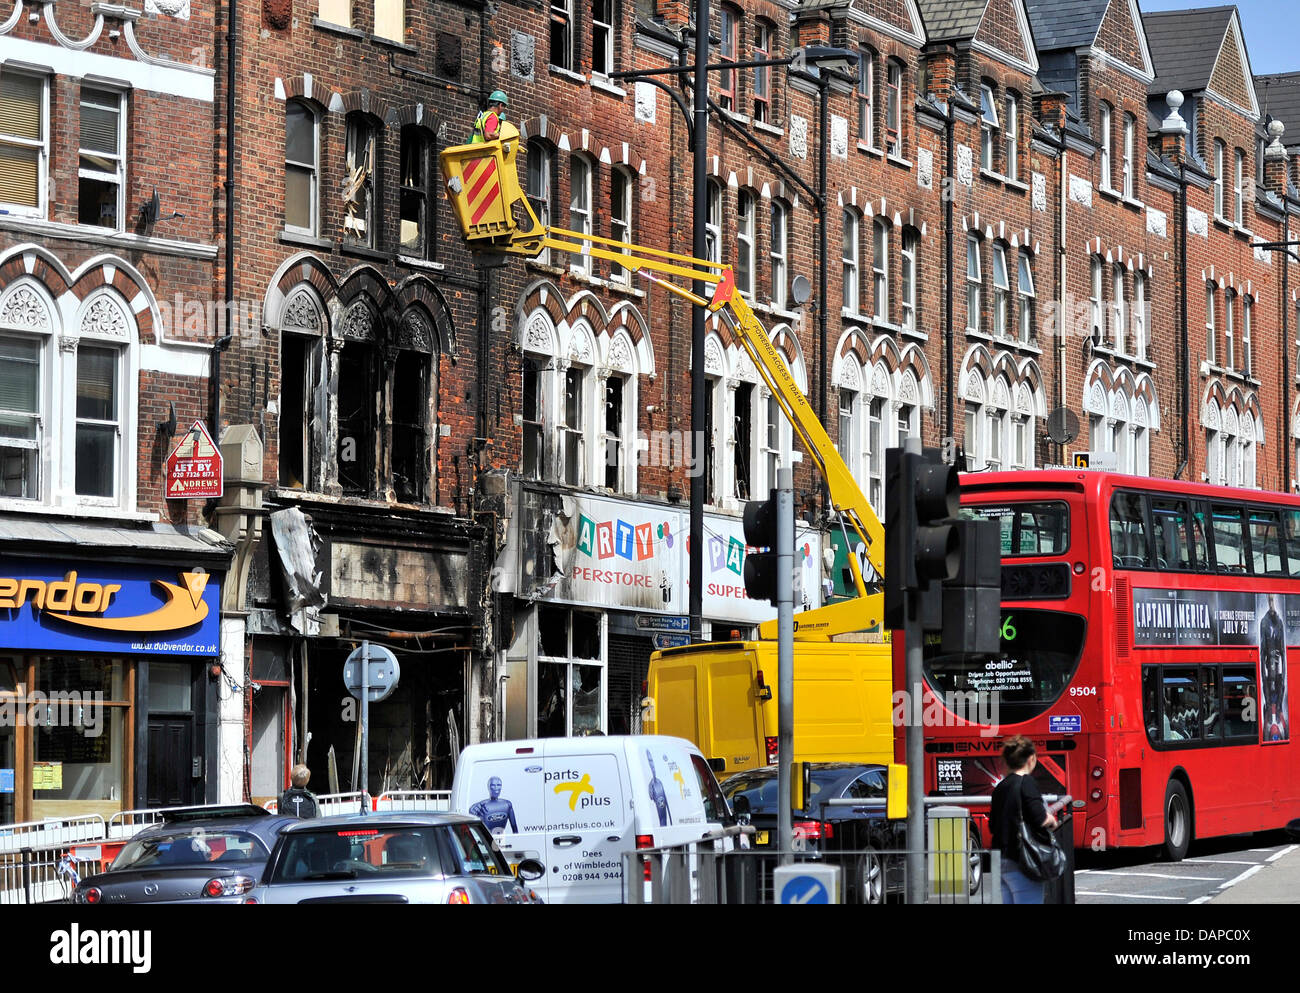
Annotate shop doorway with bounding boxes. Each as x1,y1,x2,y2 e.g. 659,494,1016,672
304,642,466,795
146,719,194,807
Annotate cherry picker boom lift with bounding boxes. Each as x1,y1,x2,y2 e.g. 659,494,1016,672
442,128,896,774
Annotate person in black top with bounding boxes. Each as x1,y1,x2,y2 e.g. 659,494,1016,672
278,764,319,819
989,735,1057,904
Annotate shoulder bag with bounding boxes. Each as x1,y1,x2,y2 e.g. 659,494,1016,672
1013,776,1066,882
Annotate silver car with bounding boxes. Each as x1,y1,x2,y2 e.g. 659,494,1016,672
246,812,545,904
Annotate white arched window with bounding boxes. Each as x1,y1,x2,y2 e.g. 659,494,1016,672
70,288,138,509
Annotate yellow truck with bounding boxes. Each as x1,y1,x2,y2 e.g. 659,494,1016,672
642,639,893,779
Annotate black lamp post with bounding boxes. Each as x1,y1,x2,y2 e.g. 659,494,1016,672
612,40,858,641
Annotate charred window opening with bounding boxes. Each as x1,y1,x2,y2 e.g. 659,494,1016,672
392,351,429,503
337,342,374,496
279,332,320,489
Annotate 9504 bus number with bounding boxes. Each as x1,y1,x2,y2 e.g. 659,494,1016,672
1069,686,1098,697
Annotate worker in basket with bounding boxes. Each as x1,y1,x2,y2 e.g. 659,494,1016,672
470,90,509,144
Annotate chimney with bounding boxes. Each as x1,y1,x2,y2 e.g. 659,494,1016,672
1038,91,1068,133
924,46,958,104
1158,90,1187,163
795,11,831,48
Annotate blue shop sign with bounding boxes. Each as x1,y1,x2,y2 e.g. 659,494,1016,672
0,560,221,656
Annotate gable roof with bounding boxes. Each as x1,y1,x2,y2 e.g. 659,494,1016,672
1144,6,1234,96
1023,0,1110,51
798,0,928,49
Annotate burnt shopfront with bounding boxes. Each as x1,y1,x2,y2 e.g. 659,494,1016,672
500,484,822,739
244,499,483,803
0,525,230,824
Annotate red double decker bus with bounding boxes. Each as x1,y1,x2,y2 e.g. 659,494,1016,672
897,469,1299,860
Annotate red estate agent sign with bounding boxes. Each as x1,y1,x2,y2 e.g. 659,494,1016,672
165,420,224,499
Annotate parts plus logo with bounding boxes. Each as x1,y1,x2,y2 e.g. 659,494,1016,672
545,769,611,811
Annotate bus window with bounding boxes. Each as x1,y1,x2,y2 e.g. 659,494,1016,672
1283,509,1300,577
1223,666,1258,738
1210,505,1247,573
1189,509,1210,571
960,502,1069,557
1150,498,1194,570
1142,666,1160,741
1201,668,1222,740
1249,508,1285,576
1161,668,1200,742
1109,492,1149,569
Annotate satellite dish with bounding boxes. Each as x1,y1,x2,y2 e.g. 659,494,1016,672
790,274,812,306
1047,407,1080,445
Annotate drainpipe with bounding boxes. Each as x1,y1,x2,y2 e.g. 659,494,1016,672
1176,156,1189,479
212,0,238,433
944,92,955,443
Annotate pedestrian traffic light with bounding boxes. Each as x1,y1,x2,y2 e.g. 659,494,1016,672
884,447,961,628
743,490,780,605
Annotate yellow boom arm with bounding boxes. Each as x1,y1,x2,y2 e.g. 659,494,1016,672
442,131,884,638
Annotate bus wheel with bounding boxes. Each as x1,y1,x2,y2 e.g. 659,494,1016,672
855,848,885,905
1163,780,1191,862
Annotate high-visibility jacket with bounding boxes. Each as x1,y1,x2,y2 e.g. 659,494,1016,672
470,109,504,144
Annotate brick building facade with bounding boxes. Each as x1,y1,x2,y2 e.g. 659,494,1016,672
4,0,1300,812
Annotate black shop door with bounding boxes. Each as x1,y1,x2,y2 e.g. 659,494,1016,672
147,719,197,808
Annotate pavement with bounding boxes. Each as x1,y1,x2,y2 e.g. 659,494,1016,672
1208,842,1300,903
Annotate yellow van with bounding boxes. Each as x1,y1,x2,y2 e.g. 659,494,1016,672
642,640,894,781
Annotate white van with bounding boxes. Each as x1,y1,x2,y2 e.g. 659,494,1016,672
451,735,736,904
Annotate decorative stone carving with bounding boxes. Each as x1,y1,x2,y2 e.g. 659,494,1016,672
59,335,79,353
1016,385,1033,416
1202,401,1221,431
870,364,890,398
511,31,535,82
635,82,656,123
704,337,725,375
1188,206,1208,238
607,334,633,372
146,0,190,18
735,353,758,384
0,287,50,331
399,310,432,352
991,378,1011,410
569,326,594,364
82,296,129,338
1087,381,1108,415
830,115,848,160
956,144,973,186
838,360,862,390
524,311,554,352
789,116,808,161
282,289,322,331
341,302,376,340
917,147,933,190
1068,174,1093,208
964,373,985,404
1031,172,1047,212
899,375,919,406
1146,207,1168,239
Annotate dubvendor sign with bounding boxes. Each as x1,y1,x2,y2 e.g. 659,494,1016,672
0,559,221,656
1133,587,1291,743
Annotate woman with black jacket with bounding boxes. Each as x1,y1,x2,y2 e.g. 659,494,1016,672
989,735,1058,904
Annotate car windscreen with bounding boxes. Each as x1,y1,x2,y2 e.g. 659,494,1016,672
270,826,451,882
113,830,268,869
720,769,844,816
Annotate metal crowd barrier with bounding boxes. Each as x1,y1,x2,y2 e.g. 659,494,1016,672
625,842,1005,905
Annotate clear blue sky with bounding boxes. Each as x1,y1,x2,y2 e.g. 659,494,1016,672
1137,0,1298,76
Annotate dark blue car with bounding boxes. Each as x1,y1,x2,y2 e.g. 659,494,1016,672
721,763,983,904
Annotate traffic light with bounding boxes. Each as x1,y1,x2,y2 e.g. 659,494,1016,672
743,490,779,605
884,447,961,628
941,517,1002,655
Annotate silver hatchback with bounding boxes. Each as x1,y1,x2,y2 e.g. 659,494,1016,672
247,812,545,904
